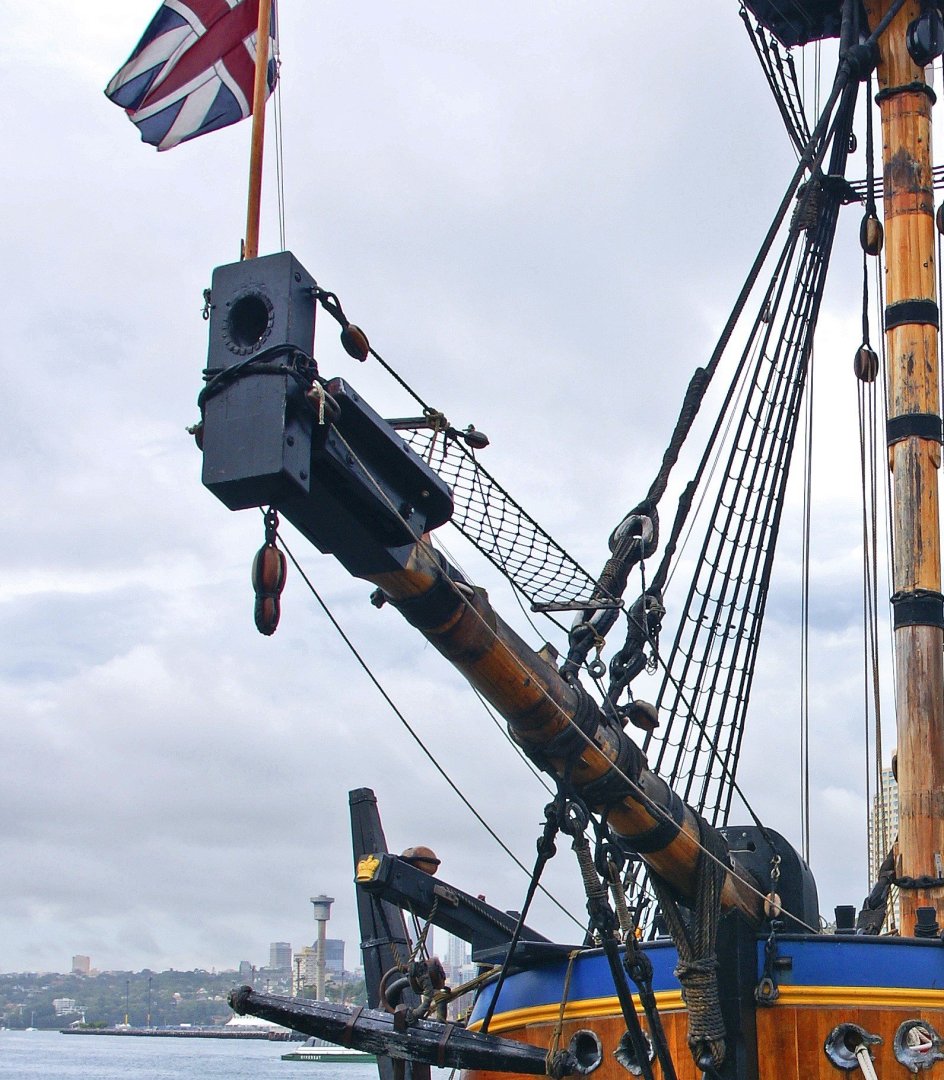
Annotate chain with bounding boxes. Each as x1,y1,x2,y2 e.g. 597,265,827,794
559,795,663,1080
755,920,782,1005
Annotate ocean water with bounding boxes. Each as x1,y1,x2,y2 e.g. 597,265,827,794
0,1031,384,1080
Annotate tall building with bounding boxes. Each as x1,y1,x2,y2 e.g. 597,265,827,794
445,933,469,983
238,960,254,982
71,955,90,976
324,939,345,975
295,945,318,991
269,942,292,973
869,766,900,931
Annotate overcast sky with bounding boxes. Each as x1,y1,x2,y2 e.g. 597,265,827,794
1,3,905,976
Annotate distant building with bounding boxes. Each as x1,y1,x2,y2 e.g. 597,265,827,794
869,766,900,931
269,942,292,972
53,998,78,1016
72,955,90,975
238,961,254,982
445,933,468,981
440,935,476,1020
324,939,344,975
294,946,318,990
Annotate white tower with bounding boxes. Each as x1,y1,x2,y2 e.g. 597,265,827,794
310,895,335,1000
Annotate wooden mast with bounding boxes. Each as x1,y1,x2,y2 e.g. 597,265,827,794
363,539,766,924
865,0,944,932
243,0,273,261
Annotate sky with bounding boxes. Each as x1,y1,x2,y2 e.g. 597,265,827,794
0,3,907,975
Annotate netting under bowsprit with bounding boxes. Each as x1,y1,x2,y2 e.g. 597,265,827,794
404,428,605,612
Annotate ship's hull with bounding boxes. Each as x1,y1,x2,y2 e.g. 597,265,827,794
466,936,944,1080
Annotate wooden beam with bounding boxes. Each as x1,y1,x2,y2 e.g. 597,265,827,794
243,0,273,261
865,0,944,931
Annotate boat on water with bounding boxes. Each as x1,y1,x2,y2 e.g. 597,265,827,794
171,1,944,1079
283,1039,378,1063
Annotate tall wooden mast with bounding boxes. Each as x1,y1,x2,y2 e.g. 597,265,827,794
865,0,944,931
244,0,273,261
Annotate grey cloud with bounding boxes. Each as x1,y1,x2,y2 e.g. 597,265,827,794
1,3,880,973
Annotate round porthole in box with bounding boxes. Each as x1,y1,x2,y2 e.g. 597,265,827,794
223,290,274,355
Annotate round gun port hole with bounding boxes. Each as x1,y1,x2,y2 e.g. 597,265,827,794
569,1030,602,1075
824,1024,881,1070
227,293,271,351
895,1020,944,1072
615,1030,653,1075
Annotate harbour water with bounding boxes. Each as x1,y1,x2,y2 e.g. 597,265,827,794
0,1030,387,1079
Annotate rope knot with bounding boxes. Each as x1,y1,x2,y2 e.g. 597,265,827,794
674,957,725,1068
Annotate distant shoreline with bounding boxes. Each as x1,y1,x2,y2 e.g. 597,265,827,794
60,1027,297,1041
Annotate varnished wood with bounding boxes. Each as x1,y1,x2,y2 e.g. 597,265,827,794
464,998,944,1080
865,0,944,930
367,541,763,921
243,0,272,261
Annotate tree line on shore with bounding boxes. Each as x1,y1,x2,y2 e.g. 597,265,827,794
0,969,367,1029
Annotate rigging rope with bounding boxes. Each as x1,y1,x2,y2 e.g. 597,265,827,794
313,288,605,613
858,76,890,907
246,18,910,935
800,336,814,865
308,407,821,934
271,523,585,932
650,79,860,828
273,52,287,251
648,819,728,1072
564,48,870,687
741,8,812,155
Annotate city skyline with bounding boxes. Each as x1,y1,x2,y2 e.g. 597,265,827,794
7,929,469,984
23,935,354,980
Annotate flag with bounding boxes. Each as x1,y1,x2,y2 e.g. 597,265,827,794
105,0,278,151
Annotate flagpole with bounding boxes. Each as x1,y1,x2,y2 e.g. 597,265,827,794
243,0,273,260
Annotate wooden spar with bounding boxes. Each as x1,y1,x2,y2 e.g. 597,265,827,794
365,540,765,924
229,987,554,1073
243,0,273,261
865,0,944,931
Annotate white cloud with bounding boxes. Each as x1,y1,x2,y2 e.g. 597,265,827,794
0,3,905,975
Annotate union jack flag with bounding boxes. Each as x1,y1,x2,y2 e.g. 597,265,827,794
105,0,278,151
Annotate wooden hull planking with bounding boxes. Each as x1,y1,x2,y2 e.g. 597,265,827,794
464,937,944,1080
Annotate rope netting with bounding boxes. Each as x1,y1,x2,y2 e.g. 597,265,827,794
741,10,811,155
648,83,857,826
403,427,606,612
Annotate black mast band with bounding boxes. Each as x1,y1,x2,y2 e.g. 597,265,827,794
886,413,944,445
875,81,937,106
626,789,687,854
884,299,940,330
890,590,944,630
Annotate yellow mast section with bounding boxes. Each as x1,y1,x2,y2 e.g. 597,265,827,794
865,0,944,932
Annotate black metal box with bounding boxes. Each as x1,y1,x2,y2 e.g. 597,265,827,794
202,251,317,509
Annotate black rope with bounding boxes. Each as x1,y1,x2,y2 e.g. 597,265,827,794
617,582,785,863
740,7,811,154
646,79,859,830
272,524,585,932
198,344,318,414
479,793,564,1035
313,286,434,414
563,48,859,683
561,797,664,1080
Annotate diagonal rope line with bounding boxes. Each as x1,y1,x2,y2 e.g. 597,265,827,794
272,525,585,932
312,422,820,934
